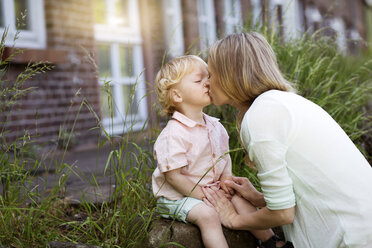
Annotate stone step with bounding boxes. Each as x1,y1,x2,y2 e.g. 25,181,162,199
143,218,258,248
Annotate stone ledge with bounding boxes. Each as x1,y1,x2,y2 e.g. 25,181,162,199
143,218,258,248
48,242,101,248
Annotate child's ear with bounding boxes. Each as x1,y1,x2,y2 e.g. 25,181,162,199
171,89,183,103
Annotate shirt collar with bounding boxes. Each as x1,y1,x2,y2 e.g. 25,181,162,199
172,111,219,128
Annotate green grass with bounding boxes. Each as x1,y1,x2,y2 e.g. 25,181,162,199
0,23,371,247
0,28,158,247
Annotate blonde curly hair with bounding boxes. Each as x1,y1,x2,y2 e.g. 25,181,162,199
155,55,207,116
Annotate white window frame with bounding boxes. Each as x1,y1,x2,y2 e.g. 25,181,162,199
349,28,361,41
269,0,303,40
268,0,283,35
251,0,262,28
0,0,46,49
296,0,305,33
223,0,242,35
162,0,184,58
329,17,347,54
305,5,322,33
95,0,147,135
197,0,216,52
94,0,141,44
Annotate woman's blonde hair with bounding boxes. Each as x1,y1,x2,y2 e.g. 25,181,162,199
208,32,295,114
155,55,207,116
208,32,296,168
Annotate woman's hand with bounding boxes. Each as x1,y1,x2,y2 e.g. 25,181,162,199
203,186,296,230
220,175,235,196
202,187,240,229
224,176,266,207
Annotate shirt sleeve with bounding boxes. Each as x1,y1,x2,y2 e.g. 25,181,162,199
154,133,189,173
240,98,296,210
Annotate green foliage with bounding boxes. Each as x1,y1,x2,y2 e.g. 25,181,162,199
274,33,371,153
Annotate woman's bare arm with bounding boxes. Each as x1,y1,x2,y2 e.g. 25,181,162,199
202,187,294,230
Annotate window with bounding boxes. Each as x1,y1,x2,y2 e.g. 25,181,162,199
250,0,262,28
348,28,362,54
94,0,147,135
270,0,303,41
0,0,46,48
162,0,184,58
223,0,242,35
329,18,347,53
268,0,284,36
305,5,322,33
297,0,306,32
197,0,216,52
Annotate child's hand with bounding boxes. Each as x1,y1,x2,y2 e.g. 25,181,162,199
204,186,233,200
220,175,235,196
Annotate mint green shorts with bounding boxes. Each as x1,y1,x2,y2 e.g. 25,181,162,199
156,197,204,223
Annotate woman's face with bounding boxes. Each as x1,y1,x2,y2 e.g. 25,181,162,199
206,62,231,106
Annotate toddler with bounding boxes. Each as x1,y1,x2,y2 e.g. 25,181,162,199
152,55,278,248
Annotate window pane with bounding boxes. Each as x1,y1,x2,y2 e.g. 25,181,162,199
97,44,112,78
203,22,209,45
166,0,174,8
225,0,233,16
101,85,116,119
122,84,138,115
14,0,30,30
201,0,207,15
94,0,107,24
114,0,129,26
0,0,3,27
119,45,132,77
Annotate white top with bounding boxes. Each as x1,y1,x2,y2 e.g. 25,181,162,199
240,90,372,248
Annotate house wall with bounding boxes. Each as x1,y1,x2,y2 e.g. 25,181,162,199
181,0,201,53
3,0,100,147
1,0,370,150
306,0,366,39
139,0,166,126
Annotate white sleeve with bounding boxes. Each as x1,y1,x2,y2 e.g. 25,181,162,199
240,98,296,210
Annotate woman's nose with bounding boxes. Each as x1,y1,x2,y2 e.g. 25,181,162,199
204,79,210,88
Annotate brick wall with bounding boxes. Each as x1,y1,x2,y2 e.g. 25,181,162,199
181,0,201,54
139,0,166,126
3,0,100,148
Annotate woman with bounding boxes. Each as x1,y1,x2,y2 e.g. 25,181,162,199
202,32,372,248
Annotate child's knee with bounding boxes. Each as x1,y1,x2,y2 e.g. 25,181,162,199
231,194,257,214
191,204,220,226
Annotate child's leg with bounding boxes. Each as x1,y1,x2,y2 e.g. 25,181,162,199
186,203,228,248
231,195,285,247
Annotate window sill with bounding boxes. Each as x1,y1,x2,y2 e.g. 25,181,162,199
2,47,68,64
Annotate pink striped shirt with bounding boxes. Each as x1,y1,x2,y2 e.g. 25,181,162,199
152,111,232,200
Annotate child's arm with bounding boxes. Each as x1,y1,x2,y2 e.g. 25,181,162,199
165,168,205,200
219,154,234,195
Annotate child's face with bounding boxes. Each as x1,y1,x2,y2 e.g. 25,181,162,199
206,62,230,106
173,61,211,109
